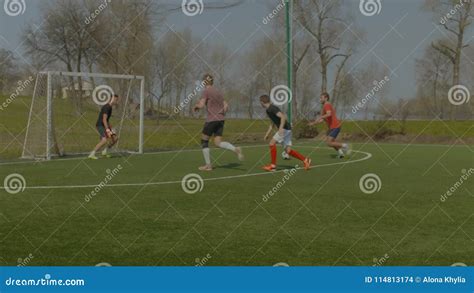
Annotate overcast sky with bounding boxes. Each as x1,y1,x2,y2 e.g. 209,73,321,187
0,0,470,103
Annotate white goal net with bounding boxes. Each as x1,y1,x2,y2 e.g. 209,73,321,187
22,71,145,160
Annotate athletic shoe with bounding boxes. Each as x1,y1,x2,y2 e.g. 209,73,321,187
262,164,276,172
338,154,345,159
344,144,352,156
88,154,98,160
198,165,213,171
236,147,244,161
303,158,311,171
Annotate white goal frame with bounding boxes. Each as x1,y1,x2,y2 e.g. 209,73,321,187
22,71,145,160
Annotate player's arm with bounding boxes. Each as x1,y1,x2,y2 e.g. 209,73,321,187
193,97,206,112
276,111,286,135
102,113,110,129
309,109,330,125
319,110,331,120
102,114,113,137
223,101,229,113
264,124,274,140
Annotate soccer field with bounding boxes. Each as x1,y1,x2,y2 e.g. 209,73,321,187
0,142,472,266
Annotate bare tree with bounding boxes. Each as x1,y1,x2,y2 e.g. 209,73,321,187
295,0,357,94
22,0,105,114
0,49,18,93
424,0,473,87
239,37,285,118
415,46,451,119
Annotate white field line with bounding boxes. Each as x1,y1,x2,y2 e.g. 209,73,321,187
0,147,372,190
0,141,469,167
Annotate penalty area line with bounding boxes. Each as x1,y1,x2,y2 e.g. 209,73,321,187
0,150,372,190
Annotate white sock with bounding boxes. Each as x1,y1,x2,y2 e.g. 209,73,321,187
90,150,96,156
102,147,108,155
218,141,236,152
338,149,344,156
202,148,211,165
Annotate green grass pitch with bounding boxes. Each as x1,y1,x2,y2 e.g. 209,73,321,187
0,142,473,266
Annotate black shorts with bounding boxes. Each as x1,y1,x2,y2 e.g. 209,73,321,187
202,121,225,137
97,125,107,138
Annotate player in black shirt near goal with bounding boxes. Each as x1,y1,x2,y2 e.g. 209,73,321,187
88,94,119,159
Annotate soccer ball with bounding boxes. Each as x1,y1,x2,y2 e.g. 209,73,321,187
282,151,290,160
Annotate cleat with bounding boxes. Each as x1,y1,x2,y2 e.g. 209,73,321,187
262,164,276,172
303,158,311,171
198,165,213,171
344,144,352,156
88,155,98,160
338,154,345,159
236,147,244,161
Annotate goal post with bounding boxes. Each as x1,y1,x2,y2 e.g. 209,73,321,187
22,71,145,160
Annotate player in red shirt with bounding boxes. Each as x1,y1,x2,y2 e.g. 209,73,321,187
309,92,351,158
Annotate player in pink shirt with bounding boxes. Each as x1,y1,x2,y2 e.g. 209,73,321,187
193,74,244,171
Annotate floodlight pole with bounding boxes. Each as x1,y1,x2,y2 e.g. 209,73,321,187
46,71,52,160
285,0,293,124
139,78,145,154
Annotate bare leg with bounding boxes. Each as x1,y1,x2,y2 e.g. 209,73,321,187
93,138,108,152
89,137,108,158
199,134,212,171
326,136,343,150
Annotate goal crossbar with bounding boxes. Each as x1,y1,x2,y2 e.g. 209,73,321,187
40,71,145,80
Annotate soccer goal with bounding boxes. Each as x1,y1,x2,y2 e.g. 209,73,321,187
22,71,145,160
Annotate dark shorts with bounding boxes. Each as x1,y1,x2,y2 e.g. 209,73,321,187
327,127,341,139
97,125,107,138
202,121,225,137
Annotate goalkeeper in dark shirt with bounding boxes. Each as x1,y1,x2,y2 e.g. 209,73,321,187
88,94,119,159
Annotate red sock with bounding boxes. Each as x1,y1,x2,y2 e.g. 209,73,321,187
289,149,306,162
270,145,277,165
